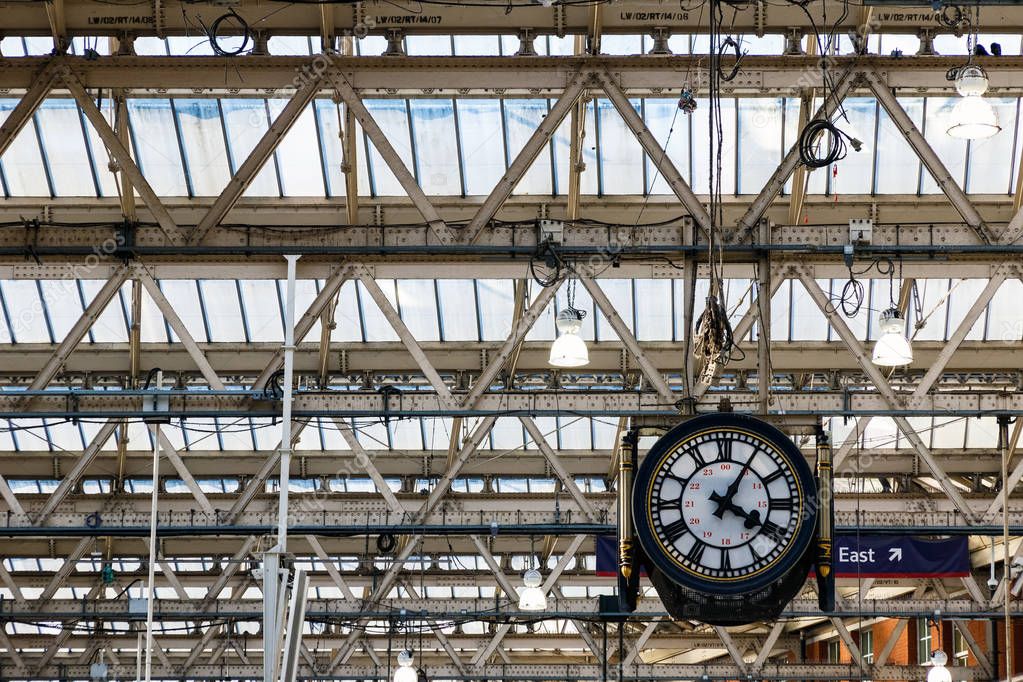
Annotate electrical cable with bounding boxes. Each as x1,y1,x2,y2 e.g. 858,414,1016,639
199,9,252,56
798,118,861,169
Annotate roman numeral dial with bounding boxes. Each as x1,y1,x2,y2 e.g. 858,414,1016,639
638,420,812,591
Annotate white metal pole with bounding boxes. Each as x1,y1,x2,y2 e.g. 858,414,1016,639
144,370,162,682
135,631,142,682
278,254,300,552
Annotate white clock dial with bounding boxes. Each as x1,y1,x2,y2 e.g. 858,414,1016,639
645,429,802,582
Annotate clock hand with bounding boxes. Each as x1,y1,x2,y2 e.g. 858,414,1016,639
708,498,764,530
710,453,757,518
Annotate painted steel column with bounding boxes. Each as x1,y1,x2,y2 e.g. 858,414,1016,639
143,371,162,682
278,254,300,549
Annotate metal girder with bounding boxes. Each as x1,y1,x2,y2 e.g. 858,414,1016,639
7,1,1023,37
24,267,129,393
2,495,1012,532
12,386,1023,418
137,268,225,390
0,220,1021,275
356,266,455,407
580,274,675,406
863,67,997,245
33,419,118,524
3,55,1023,93
833,268,1010,470
187,70,325,246
252,263,354,390
7,340,1023,385
0,661,986,682
152,426,216,516
796,269,978,522
462,70,589,244
6,595,1020,620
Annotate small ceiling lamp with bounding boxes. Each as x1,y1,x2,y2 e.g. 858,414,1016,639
947,64,1001,140
518,568,548,612
872,307,913,367
927,650,952,682
548,279,588,368
394,650,418,682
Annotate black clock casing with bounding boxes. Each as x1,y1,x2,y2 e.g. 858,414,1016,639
632,413,818,602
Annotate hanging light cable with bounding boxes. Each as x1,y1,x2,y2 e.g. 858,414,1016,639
548,278,588,368
872,263,913,367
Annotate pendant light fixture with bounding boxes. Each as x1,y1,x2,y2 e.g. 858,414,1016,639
548,279,588,368
926,650,952,682
518,568,548,612
947,64,1001,140
872,307,913,367
394,650,418,682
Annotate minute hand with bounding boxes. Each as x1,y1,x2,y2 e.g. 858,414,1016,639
710,454,756,517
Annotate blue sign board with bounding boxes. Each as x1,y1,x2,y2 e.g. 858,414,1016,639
596,535,969,578
831,535,969,578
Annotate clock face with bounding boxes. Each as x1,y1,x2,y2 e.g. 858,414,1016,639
632,414,817,595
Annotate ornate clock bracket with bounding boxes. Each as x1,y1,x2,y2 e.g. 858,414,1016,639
616,428,641,614
814,424,836,613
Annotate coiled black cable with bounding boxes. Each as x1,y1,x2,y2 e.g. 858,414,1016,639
205,9,251,56
798,119,861,169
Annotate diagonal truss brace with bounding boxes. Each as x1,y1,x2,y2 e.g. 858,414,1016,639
797,268,977,522
462,70,589,244
581,275,675,407
188,70,325,245
835,269,1009,471
598,72,712,237
324,70,454,245
732,68,858,243
863,68,995,245
0,61,60,159
61,69,184,245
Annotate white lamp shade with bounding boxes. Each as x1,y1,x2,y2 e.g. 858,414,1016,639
549,331,589,367
394,666,419,682
518,569,548,611
947,96,1001,140
927,663,952,682
873,332,913,366
518,586,548,611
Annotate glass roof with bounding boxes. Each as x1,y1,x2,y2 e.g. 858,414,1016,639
2,34,1023,199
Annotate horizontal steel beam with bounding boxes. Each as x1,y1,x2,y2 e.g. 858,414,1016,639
0,197,1016,256
1,342,1021,381
8,499,1017,535
8,597,1018,620
5,447,1009,478
0,0,1014,37
5,388,1023,418
1,56,1022,94
0,662,981,682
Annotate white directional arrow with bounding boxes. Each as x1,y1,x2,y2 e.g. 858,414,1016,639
889,547,903,562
